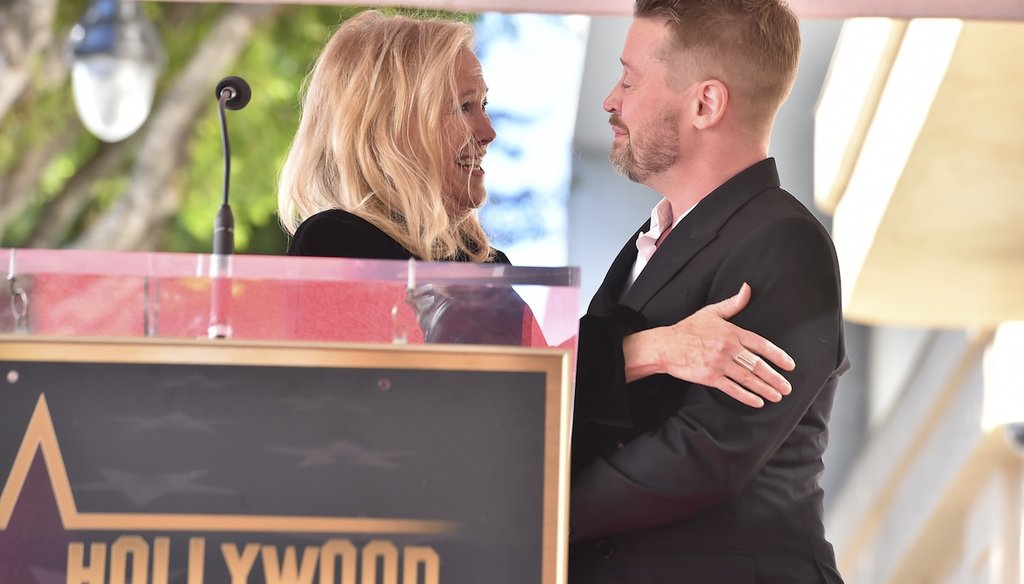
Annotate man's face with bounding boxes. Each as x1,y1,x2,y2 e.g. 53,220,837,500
603,18,684,185
441,48,495,215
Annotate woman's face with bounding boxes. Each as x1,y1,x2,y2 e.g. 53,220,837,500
441,48,495,215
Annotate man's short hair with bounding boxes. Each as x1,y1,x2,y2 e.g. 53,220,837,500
635,0,801,129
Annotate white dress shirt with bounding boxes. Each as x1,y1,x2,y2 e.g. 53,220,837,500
623,198,696,295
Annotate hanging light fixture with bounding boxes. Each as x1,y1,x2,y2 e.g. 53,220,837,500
66,0,164,143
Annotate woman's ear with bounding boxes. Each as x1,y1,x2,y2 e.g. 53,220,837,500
693,80,728,130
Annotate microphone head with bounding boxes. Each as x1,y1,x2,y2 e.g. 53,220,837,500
216,76,251,110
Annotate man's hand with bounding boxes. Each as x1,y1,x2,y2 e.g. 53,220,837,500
621,283,795,408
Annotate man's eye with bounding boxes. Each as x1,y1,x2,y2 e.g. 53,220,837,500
481,99,489,112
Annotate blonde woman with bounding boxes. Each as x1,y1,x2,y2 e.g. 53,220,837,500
279,10,796,406
279,10,499,263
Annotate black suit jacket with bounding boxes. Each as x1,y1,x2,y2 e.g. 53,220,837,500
570,159,848,584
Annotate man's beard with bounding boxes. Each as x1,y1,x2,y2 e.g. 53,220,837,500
609,110,680,183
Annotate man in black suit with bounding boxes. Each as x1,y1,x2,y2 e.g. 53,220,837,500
569,1,848,582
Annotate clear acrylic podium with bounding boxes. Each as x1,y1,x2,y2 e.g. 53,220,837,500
0,248,579,584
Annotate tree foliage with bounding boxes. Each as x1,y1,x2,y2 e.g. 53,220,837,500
0,2,386,255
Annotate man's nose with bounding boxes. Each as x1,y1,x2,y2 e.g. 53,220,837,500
603,85,621,113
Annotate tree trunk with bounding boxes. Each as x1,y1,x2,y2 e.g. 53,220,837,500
24,139,131,248
0,0,59,122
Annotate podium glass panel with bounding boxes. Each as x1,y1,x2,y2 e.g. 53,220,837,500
0,249,580,349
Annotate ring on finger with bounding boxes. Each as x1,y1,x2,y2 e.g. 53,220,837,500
733,349,758,372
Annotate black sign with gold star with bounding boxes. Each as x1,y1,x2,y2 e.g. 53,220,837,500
0,338,572,584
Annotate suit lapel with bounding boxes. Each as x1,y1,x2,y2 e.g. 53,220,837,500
587,221,648,315
620,226,714,312
621,159,782,313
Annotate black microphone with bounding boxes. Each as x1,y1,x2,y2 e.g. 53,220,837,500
212,75,250,256
208,75,250,339
216,75,252,111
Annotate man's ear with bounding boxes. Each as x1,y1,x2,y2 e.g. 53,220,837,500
693,80,728,130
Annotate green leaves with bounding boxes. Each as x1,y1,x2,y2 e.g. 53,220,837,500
0,5,374,254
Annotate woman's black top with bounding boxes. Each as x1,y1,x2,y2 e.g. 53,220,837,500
287,209,510,264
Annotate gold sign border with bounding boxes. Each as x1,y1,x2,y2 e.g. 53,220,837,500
0,336,572,584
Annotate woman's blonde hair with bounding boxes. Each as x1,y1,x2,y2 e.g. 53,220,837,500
278,10,492,261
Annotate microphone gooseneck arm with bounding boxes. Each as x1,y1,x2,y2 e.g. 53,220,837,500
213,87,236,256
212,76,250,256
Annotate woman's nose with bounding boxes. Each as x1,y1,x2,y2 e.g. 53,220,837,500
477,115,496,145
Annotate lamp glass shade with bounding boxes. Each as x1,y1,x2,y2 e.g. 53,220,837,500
71,54,158,143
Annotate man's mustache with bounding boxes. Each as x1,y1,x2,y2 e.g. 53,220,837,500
609,114,628,133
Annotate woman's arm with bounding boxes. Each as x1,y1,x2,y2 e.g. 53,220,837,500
622,283,794,408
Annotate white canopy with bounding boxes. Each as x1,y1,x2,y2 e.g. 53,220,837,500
216,0,1024,20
